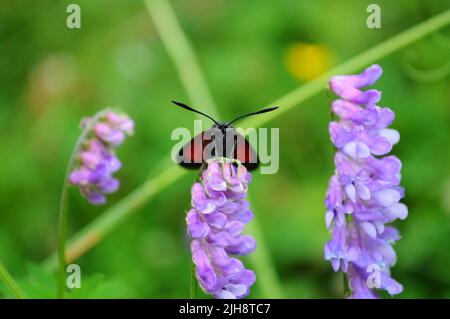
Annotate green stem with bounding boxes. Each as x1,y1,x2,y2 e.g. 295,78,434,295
190,263,197,299
57,183,68,298
0,261,28,299
144,0,219,119
57,109,109,298
343,272,350,298
43,9,450,271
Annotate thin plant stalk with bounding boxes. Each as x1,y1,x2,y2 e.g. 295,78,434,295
190,263,197,299
43,9,450,275
343,272,351,298
144,0,219,119
0,261,28,299
57,109,109,298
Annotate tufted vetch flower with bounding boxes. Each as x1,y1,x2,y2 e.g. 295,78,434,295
68,110,134,205
187,158,256,299
325,64,407,298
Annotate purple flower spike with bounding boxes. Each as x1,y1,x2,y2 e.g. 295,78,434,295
68,110,134,205
325,65,407,299
187,159,256,299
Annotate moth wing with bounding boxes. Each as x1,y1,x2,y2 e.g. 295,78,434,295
177,129,215,169
232,131,259,171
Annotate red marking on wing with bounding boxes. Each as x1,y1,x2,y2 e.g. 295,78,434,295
178,130,214,169
177,129,259,171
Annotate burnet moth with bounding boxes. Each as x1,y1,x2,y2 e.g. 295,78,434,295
172,100,278,171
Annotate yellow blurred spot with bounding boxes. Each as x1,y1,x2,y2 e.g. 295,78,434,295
284,43,334,81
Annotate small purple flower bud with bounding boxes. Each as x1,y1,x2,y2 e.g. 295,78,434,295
105,111,135,135
325,65,407,298
68,110,134,205
83,190,106,205
187,159,256,299
94,123,126,147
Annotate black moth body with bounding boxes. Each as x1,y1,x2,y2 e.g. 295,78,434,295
172,100,278,171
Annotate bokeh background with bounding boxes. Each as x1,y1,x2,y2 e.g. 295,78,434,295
1,0,449,298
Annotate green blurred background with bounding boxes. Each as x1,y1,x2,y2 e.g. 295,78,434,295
0,0,449,298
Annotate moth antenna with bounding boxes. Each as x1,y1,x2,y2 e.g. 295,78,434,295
226,106,279,126
171,100,220,126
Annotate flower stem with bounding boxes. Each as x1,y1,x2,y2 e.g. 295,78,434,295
0,261,28,299
43,9,450,272
343,272,351,298
144,0,219,119
57,184,68,298
190,263,197,299
57,109,109,298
